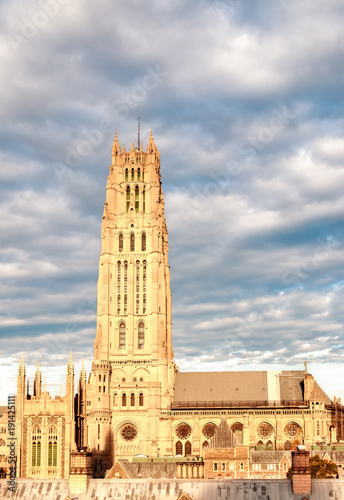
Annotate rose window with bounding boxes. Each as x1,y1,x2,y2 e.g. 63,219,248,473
285,423,302,438
202,423,217,440
257,423,273,439
121,424,138,441
175,424,191,440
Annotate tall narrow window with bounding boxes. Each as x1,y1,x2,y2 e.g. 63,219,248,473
117,261,121,292
119,233,123,252
185,441,192,455
130,234,135,252
119,323,126,349
98,424,100,439
124,262,128,292
136,294,140,314
126,186,130,211
122,393,127,406
138,322,145,349
117,294,121,315
136,261,140,293
143,294,146,314
131,168,134,181
142,170,145,182
139,393,144,406
137,168,141,181
143,261,146,293
131,393,135,406
143,188,145,212
124,294,127,315
113,393,118,406
32,426,41,467
142,233,146,252
48,427,57,466
176,441,182,455
135,186,139,212
125,168,128,181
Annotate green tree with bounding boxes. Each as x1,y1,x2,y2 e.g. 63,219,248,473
286,455,338,479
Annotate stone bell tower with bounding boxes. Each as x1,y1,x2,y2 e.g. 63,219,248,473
87,131,176,471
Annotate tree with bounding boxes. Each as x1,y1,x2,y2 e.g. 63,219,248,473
286,455,338,479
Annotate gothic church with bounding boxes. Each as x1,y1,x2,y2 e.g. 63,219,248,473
15,131,344,479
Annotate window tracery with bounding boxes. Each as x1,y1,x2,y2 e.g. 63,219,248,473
121,424,137,441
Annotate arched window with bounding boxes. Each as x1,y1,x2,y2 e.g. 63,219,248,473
138,322,145,349
139,393,144,406
266,440,273,450
135,186,139,213
113,393,118,406
203,440,209,448
142,170,145,182
98,424,100,439
124,294,127,315
284,440,291,450
117,294,121,315
119,323,126,349
131,168,134,181
175,441,182,455
185,441,192,455
126,186,130,211
316,421,320,436
136,294,139,314
119,233,123,252
137,168,141,181
117,261,121,292
143,294,146,314
130,234,135,252
48,426,58,467
142,233,146,252
98,374,101,382
122,394,127,406
32,426,41,467
143,188,145,212
131,393,135,406
125,168,128,181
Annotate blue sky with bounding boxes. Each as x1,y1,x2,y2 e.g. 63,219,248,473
0,0,344,404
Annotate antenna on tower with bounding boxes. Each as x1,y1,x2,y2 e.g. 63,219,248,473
138,116,140,150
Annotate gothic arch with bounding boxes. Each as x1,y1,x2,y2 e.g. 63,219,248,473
132,367,151,382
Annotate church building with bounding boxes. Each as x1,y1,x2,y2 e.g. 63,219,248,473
15,131,344,479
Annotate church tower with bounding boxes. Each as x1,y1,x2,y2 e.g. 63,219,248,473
88,131,176,471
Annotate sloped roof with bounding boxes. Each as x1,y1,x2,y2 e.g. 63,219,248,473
209,418,238,449
118,459,177,479
250,450,292,464
173,371,269,404
309,382,329,403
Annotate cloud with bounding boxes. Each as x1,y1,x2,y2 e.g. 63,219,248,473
0,0,343,403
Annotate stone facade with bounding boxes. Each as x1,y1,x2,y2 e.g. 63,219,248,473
13,131,344,481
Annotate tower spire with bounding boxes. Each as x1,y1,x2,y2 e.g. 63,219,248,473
18,351,25,376
138,116,140,151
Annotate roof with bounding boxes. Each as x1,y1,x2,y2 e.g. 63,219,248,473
173,370,307,406
118,459,177,479
250,450,292,464
209,418,238,449
309,383,330,403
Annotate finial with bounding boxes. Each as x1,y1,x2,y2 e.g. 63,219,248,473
131,141,135,152
18,351,25,376
67,350,74,375
115,132,117,138
150,130,153,137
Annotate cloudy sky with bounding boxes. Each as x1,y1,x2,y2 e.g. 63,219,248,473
0,0,344,404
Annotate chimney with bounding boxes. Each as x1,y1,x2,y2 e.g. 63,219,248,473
291,446,311,495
